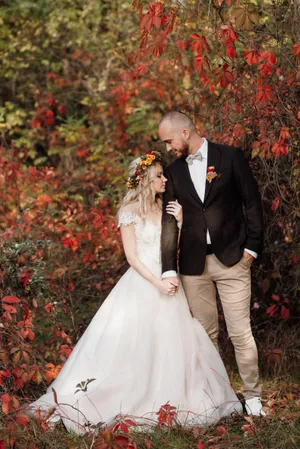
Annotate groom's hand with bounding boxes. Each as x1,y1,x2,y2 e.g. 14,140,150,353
242,250,254,265
162,276,179,295
163,276,179,287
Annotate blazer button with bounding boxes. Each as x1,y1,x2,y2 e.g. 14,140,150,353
203,208,206,212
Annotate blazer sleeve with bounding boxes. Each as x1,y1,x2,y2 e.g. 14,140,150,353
161,166,179,273
233,148,264,254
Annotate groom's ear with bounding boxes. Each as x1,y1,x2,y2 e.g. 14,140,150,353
182,128,190,140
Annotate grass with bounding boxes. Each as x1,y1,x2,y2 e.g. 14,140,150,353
1,378,299,449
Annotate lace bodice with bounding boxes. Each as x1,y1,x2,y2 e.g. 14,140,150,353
118,212,161,274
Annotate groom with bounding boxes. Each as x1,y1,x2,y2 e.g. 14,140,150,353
159,111,265,416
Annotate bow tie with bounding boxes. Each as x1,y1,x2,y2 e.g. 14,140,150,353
186,152,203,165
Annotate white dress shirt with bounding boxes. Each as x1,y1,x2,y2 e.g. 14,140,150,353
162,138,257,278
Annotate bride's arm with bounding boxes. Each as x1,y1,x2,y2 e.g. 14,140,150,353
120,224,176,296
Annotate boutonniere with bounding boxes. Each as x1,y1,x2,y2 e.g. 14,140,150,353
206,166,221,183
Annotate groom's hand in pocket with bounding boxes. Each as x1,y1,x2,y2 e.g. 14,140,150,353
242,251,254,265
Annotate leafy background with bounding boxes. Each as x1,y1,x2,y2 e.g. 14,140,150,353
0,0,299,447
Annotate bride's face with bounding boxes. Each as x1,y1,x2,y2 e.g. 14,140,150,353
150,164,167,194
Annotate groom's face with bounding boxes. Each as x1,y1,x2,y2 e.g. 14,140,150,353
159,123,189,158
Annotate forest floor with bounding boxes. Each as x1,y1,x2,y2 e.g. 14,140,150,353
2,376,299,449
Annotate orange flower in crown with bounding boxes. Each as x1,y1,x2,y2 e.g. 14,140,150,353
125,151,163,189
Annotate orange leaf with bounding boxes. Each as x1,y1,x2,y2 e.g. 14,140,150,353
279,127,290,139
36,194,53,207
2,296,20,304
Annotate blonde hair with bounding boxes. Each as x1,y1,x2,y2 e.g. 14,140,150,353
119,157,162,218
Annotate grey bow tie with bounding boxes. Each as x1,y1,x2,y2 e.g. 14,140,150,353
186,152,203,165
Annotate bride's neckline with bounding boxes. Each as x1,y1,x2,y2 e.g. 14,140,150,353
134,215,161,232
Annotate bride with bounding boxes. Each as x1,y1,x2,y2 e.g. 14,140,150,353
29,151,242,433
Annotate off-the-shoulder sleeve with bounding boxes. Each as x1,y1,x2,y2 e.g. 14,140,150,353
117,211,140,228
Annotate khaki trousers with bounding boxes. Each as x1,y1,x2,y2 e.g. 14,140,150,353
180,254,261,399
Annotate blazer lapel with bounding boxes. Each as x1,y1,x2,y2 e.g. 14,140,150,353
204,141,222,203
179,158,203,205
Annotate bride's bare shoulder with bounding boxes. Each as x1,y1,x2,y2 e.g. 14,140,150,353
119,203,139,215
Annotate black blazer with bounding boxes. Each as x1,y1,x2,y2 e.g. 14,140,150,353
161,141,264,275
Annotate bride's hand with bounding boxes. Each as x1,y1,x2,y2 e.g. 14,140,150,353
156,279,178,296
166,200,183,229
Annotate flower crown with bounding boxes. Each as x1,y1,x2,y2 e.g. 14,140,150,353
125,151,163,190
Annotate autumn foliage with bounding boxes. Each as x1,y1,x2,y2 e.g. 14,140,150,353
0,0,299,447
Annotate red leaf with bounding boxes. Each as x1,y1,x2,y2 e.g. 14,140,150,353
140,2,163,32
1,394,11,414
243,49,260,66
15,413,30,426
293,42,300,58
271,197,280,212
194,55,210,76
290,254,297,265
271,294,280,301
256,85,274,105
177,40,189,51
266,304,277,317
220,25,238,45
57,105,65,115
226,45,235,60
259,50,276,66
271,140,288,156
114,436,130,447
2,296,20,304
2,304,17,313
217,426,227,435
191,34,210,56
197,442,205,449
123,418,137,427
0,441,6,449
68,282,75,292
280,305,290,319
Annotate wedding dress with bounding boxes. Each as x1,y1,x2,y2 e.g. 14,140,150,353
29,212,242,433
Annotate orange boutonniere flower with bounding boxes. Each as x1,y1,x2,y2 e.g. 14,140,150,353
206,166,221,183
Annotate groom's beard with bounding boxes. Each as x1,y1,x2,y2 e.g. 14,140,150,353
177,141,190,158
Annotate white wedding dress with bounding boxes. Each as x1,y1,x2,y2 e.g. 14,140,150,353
29,212,242,433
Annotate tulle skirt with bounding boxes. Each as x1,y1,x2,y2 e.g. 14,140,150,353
29,266,242,433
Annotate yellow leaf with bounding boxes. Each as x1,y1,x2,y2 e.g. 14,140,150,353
52,267,68,278
251,147,260,159
12,351,21,365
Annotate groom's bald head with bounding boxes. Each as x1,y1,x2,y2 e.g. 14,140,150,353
158,111,196,133
158,111,198,157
